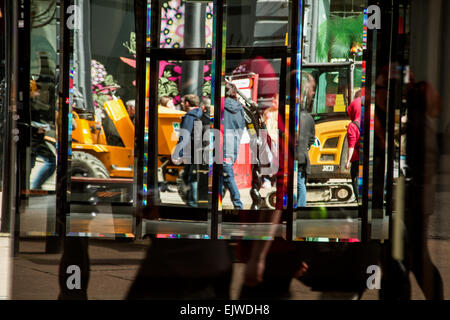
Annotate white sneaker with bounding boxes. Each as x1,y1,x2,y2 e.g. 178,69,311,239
262,180,272,189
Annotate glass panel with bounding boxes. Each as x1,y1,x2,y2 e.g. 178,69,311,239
156,59,212,209
297,63,360,206
226,0,290,47
294,0,368,242
140,56,213,237
221,58,281,211
19,0,58,238
141,0,216,239
214,0,295,241
159,0,213,49
217,55,286,240
67,0,136,238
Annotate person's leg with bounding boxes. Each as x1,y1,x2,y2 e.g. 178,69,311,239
411,217,444,300
187,165,198,207
399,155,407,176
188,181,198,207
350,161,359,200
31,154,56,190
240,246,302,300
297,170,307,207
182,164,191,184
223,163,243,209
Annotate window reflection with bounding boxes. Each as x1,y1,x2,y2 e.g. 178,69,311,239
295,0,365,208
223,58,282,211
156,60,212,208
20,0,58,239
159,0,213,49
29,0,58,191
226,0,290,47
67,0,136,238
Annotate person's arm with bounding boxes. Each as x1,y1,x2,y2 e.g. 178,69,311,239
346,124,356,170
346,147,355,170
308,117,315,150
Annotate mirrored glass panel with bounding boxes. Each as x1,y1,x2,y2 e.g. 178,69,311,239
226,0,290,47
217,0,294,240
221,57,282,212
20,0,58,238
140,0,215,239
67,0,136,238
293,0,369,242
156,59,212,208
159,0,213,49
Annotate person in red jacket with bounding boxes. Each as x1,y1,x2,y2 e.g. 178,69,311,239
345,93,361,199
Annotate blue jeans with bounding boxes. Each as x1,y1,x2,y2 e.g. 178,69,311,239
221,163,243,209
297,170,307,207
31,153,56,190
183,164,198,207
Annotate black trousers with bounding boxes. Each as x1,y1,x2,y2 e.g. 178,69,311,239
351,161,359,199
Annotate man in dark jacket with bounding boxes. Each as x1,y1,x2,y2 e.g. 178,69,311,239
296,73,316,207
222,83,246,209
174,94,203,207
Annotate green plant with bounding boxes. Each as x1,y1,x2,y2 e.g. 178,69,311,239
123,32,136,55
158,70,179,97
317,14,364,62
202,80,211,97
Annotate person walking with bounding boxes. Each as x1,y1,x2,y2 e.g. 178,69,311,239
296,74,316,207
174,94,203,207
222,82,246,209
345,93,361,200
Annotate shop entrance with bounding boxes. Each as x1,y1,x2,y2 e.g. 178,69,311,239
7,0,406,247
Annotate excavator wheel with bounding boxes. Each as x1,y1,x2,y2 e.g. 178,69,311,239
264,191,277,210
71,151,110,178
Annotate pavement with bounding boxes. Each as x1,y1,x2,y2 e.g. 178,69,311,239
8,237,450,300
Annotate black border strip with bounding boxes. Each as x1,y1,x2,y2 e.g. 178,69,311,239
361,3,374,243
286,0,301,241
1,0,18,239
56,0,71,245
210,0,225,240
134,0,147,239
147,0,161,206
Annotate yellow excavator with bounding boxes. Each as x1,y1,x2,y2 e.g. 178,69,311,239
304,61,361,203
71,96,134,179
70,92,185,182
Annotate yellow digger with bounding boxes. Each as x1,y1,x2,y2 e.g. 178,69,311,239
70,95,185,182
71,97,134,179
304,61,361,203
